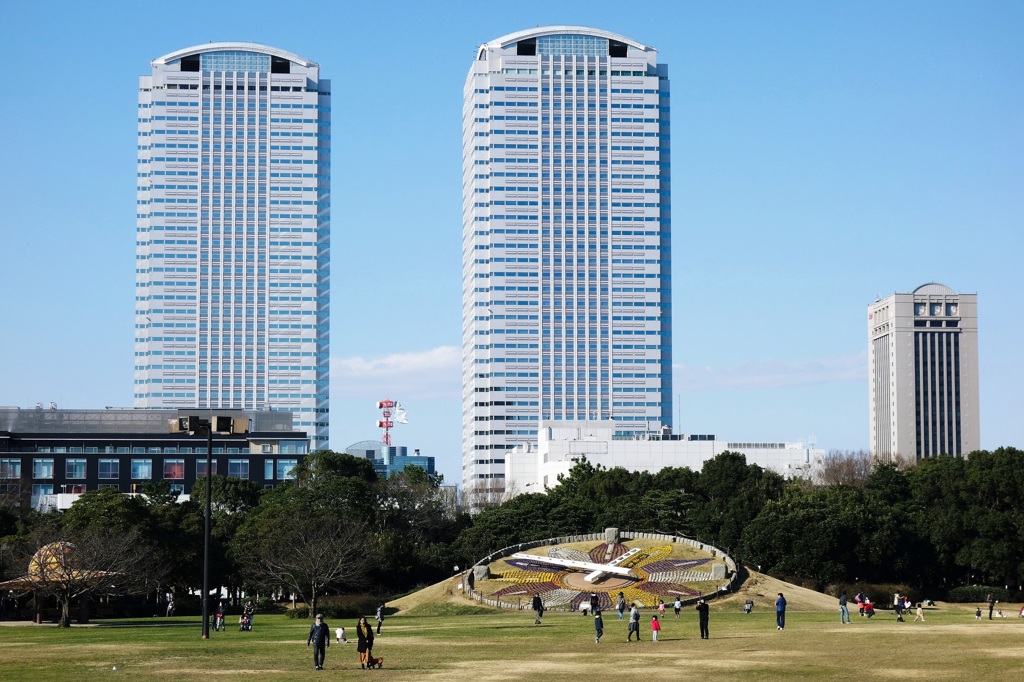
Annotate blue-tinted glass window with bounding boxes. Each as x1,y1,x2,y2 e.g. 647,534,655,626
33,459,54,479
200,51,270,72
537,35,608,57
132,459,153,479
228,459,249,479
99,459,119,479
66,459,87,479
276,459,297,480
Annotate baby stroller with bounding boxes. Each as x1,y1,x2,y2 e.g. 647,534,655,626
743,600,754,614
239,614,252,632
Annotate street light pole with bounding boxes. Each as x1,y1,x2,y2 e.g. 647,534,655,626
201,421,213,640
172,413,248,640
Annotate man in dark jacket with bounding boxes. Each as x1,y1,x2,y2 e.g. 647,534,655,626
696,598,710,639
307,614,330,670
532,594,544,625
775,593,787,630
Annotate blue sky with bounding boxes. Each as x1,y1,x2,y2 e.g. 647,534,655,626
0,1,1020,486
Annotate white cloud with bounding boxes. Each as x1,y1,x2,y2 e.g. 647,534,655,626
331,346,461,400
676,351,867,392
331,346,866,401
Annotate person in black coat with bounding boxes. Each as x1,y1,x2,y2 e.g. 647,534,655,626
695,598,710,639
356,616,376,669
307,614,330,670
532,594,544,625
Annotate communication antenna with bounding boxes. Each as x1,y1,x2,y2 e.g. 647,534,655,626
377,400,409,446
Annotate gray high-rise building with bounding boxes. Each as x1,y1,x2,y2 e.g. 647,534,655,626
867,283,979,461
462,27,672,495
135,43,330,449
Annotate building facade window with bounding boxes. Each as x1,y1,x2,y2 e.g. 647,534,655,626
33,458,55,479
276,459,298,480
132,459,153,479
66,459,87,479
228,459,249,479
98,459,120,479
196,461,219,477
0,458,22,478
164,459,185,480
33,484,54,496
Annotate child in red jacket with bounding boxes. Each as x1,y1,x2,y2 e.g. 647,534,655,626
651,615,662,641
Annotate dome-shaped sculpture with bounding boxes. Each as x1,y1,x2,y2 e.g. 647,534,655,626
27,542,78,580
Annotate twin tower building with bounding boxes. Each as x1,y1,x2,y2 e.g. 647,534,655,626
134,28,977,496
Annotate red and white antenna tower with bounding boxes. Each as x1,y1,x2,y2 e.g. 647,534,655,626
377,400,396,446
376,400,408,446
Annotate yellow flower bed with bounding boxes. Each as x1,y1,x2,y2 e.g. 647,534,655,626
622,544,673,570
491,570,557,583
620,585,661,607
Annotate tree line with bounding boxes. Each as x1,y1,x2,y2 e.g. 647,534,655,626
2,447,1022,624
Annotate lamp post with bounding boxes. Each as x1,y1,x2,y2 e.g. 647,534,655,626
171,414,248,640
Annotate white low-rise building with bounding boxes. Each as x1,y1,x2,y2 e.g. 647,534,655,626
506,420,824,494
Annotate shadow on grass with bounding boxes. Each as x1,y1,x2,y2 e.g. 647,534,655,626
95,619,202,628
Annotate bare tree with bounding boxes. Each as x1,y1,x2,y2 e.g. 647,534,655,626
240,509,369,618
890,451,918,471
9,526,160,627
816,450,874,487
460,481,519,513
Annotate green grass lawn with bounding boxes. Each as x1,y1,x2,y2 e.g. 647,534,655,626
1,606,1022,680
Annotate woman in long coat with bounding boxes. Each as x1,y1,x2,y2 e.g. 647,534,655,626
356,616,376,669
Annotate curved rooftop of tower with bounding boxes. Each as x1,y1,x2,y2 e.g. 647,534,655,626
485,26,649,51
913,282,956,295
477,26,654,60
151,42,318,69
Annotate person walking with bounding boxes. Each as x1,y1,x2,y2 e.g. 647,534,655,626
356,616,377,670
673,597,682,619
375,602,385,635
531,594,545,625
213,601,225,632
243,600,255,630
616,592,626,620
651,614,661,642
628,604,641,641
839,592,850,624
166,595,175,618
307,614,330,670
657,599,666,618
594,609,604,644
696,598,710,639
914,603,925,622
775,593,787,631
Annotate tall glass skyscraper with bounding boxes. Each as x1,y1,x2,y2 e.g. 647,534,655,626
462,27,672,494
135,43,330,450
